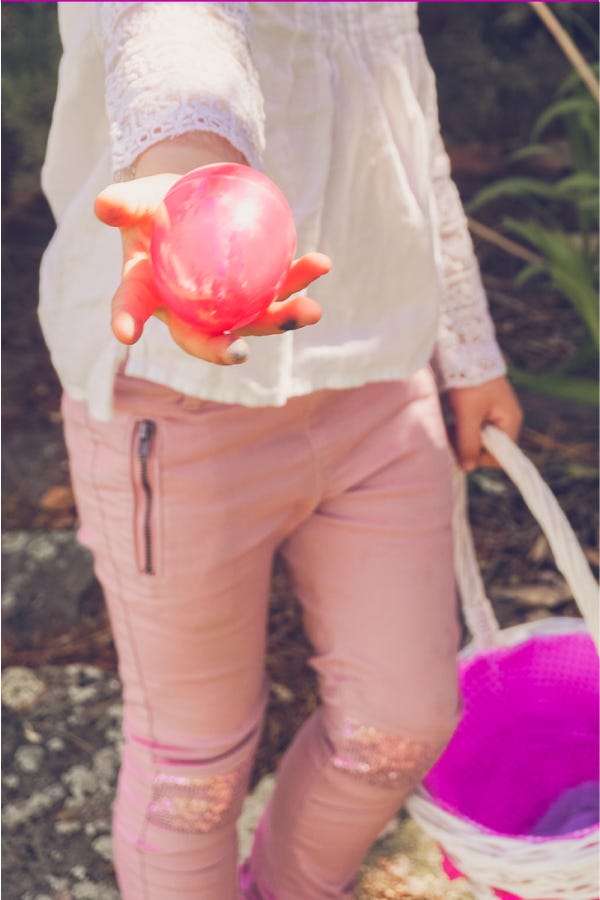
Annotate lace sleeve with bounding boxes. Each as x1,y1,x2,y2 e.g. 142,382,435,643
98,2,265,177
426,101,506,391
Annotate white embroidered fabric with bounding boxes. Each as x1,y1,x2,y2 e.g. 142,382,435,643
431,171,507,388
98,2,265,174
428,123,506,389
98,1,504,392
40,1,507,421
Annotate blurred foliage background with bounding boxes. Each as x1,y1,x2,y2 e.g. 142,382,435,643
2,2,62,201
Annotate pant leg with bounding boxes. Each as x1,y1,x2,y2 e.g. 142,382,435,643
247,370,461,899
61,378,309,900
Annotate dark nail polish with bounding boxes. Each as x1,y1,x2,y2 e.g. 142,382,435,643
278,318,298,332
225,339,249,363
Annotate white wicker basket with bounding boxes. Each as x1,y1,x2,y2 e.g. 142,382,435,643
406,425,599,900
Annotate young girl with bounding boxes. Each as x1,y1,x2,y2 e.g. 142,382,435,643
40,3,522,898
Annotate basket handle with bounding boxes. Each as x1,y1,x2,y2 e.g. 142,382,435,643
454,424,599,651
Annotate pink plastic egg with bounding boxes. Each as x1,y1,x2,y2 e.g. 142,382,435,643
150,163,297,334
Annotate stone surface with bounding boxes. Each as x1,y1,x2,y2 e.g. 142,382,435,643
2,530,95,639
1,666,46,712
2,663,475,899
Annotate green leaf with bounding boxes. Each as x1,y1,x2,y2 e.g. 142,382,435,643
468,177,562,211
578,194,600,217
507,366,599,405
513,262,547,288
558,64,600,98
503,219,599,346
554,339,598,375
532,97,597,140
554,172,600,198
509,143,566,166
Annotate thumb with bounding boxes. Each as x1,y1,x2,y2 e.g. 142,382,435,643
453,412,483,473
94,174,179,228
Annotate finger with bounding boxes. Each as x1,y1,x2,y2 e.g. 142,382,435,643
488,406,524,443
94,174,180,228
478,449,501,469
237,294,322,336
453,416,484,473
482,380,524,441
276,253,332,301
156,309,250,365
446,422,489,469
111,255,162,344
478,403,523,469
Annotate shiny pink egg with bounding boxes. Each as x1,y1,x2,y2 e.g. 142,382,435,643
150,163,297,334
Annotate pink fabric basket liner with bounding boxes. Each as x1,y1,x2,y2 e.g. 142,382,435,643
424,631,599,841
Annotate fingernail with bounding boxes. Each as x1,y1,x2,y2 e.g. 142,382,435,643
113,311,138,344
463,461,476,473
278,318,298,332
225,339,249,364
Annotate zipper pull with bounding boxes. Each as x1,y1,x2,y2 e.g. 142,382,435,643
138,419,156,459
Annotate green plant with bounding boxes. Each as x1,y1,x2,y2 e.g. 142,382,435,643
1,3,61,199
469,64,599,405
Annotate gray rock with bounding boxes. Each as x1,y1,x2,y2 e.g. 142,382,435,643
15,744,45,774
2,532,29,554
70,865,87,881
84,818,111,838
67,684,99,706
54,820,82,835
91,834,113,862
72,882,120,900
2,783,65,830
62,765,99,804
28,535,59,562
1,667,46,712
92,747,119,790
45,874,69,891
3,773,20,790
2,531,95,635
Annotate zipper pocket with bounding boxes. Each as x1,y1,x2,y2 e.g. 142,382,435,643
136,419,156,575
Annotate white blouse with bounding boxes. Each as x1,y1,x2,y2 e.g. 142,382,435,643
40,1,505,421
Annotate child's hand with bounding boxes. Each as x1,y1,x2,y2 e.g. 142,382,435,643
94,175,330,365
446,376,523,471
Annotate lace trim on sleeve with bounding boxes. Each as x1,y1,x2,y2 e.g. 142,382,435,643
98,2,265,175
427,124,506,390
431,174,506,390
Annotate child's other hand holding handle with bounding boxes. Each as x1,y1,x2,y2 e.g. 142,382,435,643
446,375,523,472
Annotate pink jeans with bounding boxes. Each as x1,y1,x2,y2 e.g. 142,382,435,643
62,368,460,899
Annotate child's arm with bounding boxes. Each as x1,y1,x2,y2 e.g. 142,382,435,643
98,2,264,180
424,80,522,469
95,3,329,363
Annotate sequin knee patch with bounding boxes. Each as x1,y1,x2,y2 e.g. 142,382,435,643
330,719,440,790
148,759,251,833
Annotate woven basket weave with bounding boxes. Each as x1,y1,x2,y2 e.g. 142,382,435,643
406,426,599,900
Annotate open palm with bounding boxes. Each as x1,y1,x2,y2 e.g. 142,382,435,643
95,174,331,365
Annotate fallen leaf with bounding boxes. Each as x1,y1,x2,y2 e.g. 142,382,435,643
38,485,74,512
491,580,572,608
